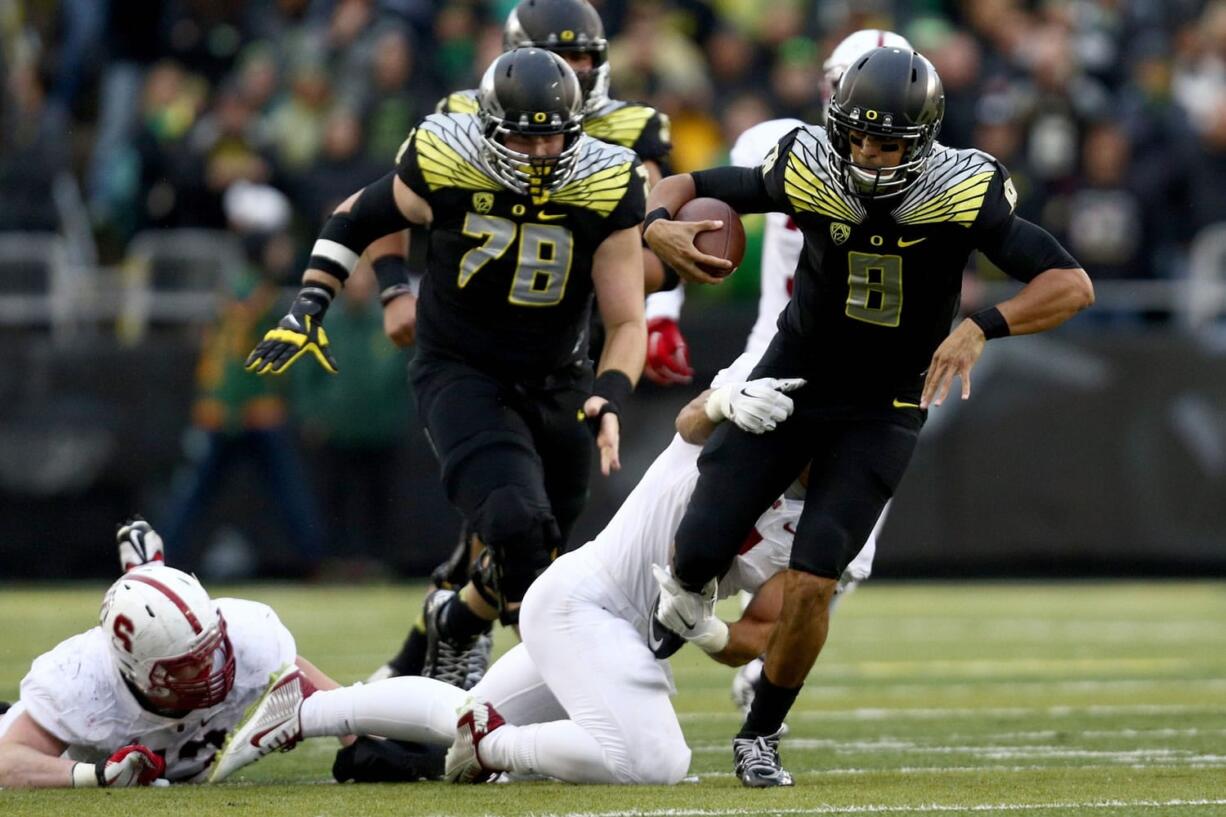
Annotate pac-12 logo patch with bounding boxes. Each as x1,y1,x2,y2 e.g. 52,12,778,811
473,192,494,214
830,222,851,245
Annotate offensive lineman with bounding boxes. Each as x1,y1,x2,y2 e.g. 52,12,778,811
644,47,1094,785
244,46,647,694
371,0,680,692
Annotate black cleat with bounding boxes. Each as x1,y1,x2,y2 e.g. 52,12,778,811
421,589,490,690
733,728,794,788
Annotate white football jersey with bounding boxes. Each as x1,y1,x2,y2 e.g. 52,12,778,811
729,118,807,364
0,598,295,783
586,433,799,621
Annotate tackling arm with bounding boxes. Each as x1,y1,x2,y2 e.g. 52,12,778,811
708,572,785,667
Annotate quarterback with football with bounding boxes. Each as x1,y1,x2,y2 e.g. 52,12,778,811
643,46,1093,785
0,519,335,788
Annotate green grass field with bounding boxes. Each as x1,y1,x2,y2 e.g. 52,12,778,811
3,581,1225,816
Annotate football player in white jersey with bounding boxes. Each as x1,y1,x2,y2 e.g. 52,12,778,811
204,371,826,786
0,519,338,788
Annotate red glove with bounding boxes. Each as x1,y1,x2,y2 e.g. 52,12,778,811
644,317,693,386
74,744,165,787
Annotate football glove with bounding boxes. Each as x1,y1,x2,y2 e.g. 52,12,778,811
117,515,164,573
246,286,338,375
706,377,807,435
644,317,694,386
650,564,727,654
72,744,165,788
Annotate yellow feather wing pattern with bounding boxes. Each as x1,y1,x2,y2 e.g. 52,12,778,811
894,170,994,227
582,105,655,148
414,128,500,193
444,91,480,115
784,152,863,223
550,160,634,216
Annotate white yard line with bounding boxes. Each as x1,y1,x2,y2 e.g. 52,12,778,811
497,799,1226,817
678,703,1226,722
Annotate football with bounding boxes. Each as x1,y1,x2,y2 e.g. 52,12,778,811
675,197,746,278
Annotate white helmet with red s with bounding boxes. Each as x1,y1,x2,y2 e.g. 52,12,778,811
100,565,235,710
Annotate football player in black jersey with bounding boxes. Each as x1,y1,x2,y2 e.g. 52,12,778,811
245,47,646,690
642,47,1094,787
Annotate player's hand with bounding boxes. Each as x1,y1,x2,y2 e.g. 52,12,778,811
920,318,986,409
246,288,337,375
117,516,164,572
582,395,621,476
382,291,417,347
644,317,693,385
644,219,732,285
707,377,807,434
85,745,165,787
651,564,716,630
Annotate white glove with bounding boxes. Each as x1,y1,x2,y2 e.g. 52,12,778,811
117,516,164,573
72,744,165,787
651,564,729,654
705,378,807,434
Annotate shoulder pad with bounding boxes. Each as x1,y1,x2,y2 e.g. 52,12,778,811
780,125,867,224
413,113,500,193
438,89,480,115
583,101,658,149
892,144,999,228
549,137,639,215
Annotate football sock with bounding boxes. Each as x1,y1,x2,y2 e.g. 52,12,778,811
300,676,466,744
440,594,493,642
738,669,801,738
479,720,619,784
389,621,428,676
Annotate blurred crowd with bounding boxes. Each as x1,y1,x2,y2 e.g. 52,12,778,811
3,0,1226,290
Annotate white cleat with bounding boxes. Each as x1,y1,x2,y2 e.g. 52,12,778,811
208,664,316,783
444,698,505,784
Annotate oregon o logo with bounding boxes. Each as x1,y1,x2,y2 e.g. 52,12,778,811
864,109,879,121
512,204,526,216
533,112,548,123
561,30,575,41
871,235,884,246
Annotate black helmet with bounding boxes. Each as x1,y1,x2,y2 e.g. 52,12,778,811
503,0,609,114
826,47,945,199
478,47,585,196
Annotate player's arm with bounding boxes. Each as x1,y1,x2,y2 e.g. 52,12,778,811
366,229,420,348
246,172,432,375
707,572,784,667
587,225,647,476
922,178,1094,408
643,165,780,284
676,378,807,444
0,711,162,788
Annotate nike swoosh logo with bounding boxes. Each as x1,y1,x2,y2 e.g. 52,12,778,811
892,398,920,409
538,212,567,221
897,237,927,248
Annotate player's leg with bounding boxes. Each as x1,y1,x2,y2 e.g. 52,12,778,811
411,357,561,684
522,365,594,553
466,552,691,785
737,410,922,785
299,676,468,745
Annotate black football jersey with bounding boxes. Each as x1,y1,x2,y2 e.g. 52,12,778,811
437,90,671,170
759,125,1023,391
396,112,646,378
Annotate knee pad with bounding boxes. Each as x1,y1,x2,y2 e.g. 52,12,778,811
471,485,561,604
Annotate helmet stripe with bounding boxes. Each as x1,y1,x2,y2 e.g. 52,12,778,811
876,30,885,47
124,573,204,634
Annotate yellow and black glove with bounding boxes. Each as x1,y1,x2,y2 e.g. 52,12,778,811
246,286,339,375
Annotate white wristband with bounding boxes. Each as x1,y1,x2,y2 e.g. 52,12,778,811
704,385,732,423
71,762,99,788
694,618,731,655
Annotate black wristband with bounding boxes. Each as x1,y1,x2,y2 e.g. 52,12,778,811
592,369,633,411
968,306,1010,340
372,255,409,291
296,285,334,321
643,206,671,233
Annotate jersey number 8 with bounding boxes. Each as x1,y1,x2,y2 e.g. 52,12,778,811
458,213,574,307
846,251,903,327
